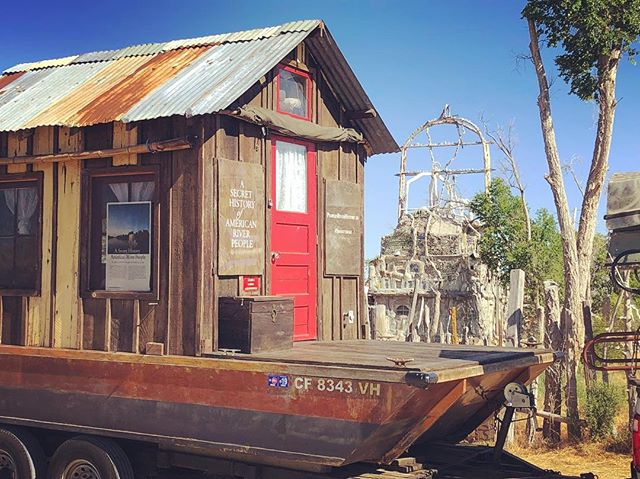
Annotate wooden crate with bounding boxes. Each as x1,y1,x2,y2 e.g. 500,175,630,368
218,296,294,353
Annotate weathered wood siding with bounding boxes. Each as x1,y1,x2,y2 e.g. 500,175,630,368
0,40,368,354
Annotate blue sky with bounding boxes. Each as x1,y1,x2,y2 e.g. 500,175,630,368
2,0,638,259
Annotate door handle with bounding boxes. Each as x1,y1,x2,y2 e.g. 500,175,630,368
271,252,280,263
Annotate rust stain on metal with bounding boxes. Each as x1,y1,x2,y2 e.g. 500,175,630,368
0,72,26,93
73,47,210,127
26,56,152,128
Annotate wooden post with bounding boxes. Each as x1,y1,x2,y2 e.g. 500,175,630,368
527,304,544,443
505,269,525,347
373,304,387,339
450,306,458,344
407,283,419,342
431,291,441,343
543,280,562,444
602,296,611,384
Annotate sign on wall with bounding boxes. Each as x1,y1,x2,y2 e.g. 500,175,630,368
325,180,363,276
218,159,265,276
106,201,152,291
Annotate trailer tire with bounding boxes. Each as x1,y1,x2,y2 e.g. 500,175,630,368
0,425,46,479
47,435,134,479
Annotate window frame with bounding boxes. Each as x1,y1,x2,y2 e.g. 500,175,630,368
276,65,313,121
0,172,44,297
80,165,160,300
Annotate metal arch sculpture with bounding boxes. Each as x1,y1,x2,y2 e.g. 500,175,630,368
397,105,492,220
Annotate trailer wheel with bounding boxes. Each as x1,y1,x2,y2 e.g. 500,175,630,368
0,426,46,479
47,436,133,479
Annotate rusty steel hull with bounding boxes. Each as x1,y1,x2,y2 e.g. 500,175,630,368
0,344,552,469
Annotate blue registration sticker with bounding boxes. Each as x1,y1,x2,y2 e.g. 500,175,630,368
268,374,289,388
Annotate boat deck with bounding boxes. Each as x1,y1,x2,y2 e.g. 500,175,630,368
212,340,556,383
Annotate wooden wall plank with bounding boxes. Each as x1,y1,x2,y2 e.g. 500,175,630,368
7,131,29,173
112,121,138,166
81,297,107,350
140,117,172,350
53,126,83,349
341,278,358,340
1,297,24,345
110,299,134,352
197,116,215,354
26,127,55,346
167,118,199,356
332,278,341,340
138,301,157,353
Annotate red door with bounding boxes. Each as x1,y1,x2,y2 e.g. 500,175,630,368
270,137,317,341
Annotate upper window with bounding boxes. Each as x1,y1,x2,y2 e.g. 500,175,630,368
277,66,311,120
85,170,157,295
396,305,410,317
0,175,42,294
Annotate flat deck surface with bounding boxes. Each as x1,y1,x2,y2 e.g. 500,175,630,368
219,341,554,377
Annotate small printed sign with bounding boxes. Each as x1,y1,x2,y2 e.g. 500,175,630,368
267,374,289,388
241,275,261,295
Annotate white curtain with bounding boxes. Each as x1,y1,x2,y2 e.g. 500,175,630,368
17,188,38,235
280,70,306,116
3,187,38,235
131,181,154,202
276,142,307,213
3,189,16,215
109,183,128,202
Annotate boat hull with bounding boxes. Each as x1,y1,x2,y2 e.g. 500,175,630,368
0,344,551,468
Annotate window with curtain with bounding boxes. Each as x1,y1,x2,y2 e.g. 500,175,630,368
0,178,41,293
277,67,310,119
275,141,307,213
87,173,156,292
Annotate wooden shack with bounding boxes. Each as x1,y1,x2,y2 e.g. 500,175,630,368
0,20,397,356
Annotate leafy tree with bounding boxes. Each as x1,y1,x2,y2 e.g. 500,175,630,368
470,178,530,283
523,0,640,439
470,180,563,307
529,208,564,301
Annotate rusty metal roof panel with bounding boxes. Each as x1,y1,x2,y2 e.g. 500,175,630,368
0,72,26,94
26,56,156,128
0,69,58,112
123,30,310,122
72,46,210,127
0,62,111,132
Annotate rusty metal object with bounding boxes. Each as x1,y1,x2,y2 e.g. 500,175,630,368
583,331,640,371
0,343,553,469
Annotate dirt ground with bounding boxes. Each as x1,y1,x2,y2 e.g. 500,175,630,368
507,442,630,479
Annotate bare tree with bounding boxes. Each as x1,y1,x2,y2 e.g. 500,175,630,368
523,0,639,439
484,121,532,241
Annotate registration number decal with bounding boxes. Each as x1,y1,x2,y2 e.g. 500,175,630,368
293,377,381,397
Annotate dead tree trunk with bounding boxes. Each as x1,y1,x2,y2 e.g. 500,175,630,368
527,18,620,440
543,281,562,445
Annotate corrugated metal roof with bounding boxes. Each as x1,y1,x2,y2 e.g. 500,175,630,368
123,31,309,122
0,62,111,132
26,56,154,128
4,55,79,74
0,20,398,154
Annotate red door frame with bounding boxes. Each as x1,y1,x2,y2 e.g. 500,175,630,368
269,135,317,341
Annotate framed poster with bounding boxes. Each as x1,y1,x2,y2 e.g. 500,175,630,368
106,201,152,291
325,180,363,276
218,159,265,276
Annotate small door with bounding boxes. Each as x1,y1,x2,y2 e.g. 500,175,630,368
270,137,317,341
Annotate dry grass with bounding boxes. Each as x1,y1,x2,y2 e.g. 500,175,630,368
507,441,629,479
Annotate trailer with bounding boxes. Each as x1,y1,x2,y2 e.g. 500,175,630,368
0,19,590,479
0,340,576,478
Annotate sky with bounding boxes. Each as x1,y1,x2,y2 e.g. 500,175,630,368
1,0,638,259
